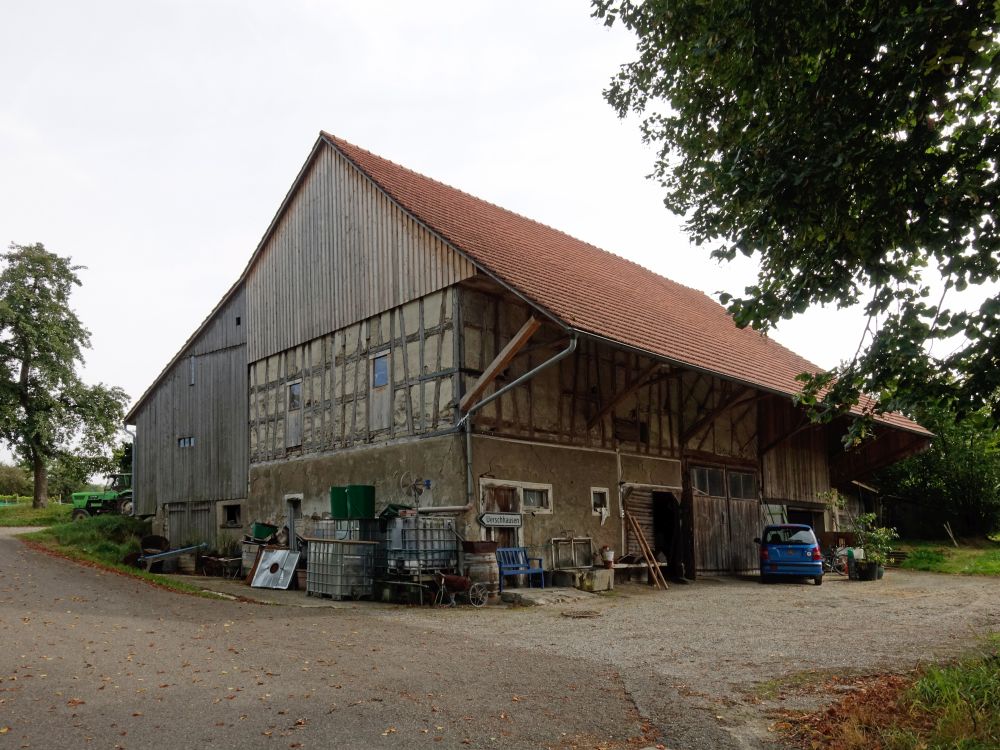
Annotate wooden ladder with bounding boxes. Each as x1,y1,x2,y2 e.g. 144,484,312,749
624,511,669,590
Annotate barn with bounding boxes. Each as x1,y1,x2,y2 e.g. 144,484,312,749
124,132,930,578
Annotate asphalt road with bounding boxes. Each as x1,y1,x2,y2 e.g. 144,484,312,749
0,529,657,750
4,528,998,750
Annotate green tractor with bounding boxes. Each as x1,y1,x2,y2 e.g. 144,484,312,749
71,473,133,521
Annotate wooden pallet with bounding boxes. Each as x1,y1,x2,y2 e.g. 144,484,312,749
624,511,669,590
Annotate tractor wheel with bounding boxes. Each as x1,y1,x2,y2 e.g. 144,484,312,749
71,509,91,522
117,498,134,516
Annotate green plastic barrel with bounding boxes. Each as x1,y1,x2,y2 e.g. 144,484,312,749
345,484,376,518
330,486,349,519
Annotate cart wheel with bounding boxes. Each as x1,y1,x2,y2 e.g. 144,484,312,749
468,583,489,608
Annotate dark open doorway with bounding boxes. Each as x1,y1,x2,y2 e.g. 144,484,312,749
652,491,683,579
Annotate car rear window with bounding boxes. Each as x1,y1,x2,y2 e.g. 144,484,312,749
763,528,817,545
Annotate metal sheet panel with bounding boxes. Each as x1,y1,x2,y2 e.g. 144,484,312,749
251,549,300,589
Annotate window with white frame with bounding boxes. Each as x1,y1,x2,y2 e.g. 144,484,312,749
479,479,553,514
591,487,610,515
177,436,195,448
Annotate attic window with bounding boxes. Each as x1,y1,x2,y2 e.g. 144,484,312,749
178,436,195,448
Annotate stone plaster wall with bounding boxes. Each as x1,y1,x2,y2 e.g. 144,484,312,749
247,433,467,527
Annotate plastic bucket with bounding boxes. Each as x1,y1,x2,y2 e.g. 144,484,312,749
251,522,278,540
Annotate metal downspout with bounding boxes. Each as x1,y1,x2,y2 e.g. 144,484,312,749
417,335,579,514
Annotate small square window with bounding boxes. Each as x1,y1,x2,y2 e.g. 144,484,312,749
235,316,241,326
372,354,389,388
523,488,550,511
177,436,195,448
591,488,609,515
288,381,302,410
224,504,241,527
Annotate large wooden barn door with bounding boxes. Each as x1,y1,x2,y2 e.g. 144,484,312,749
166,501,216,548
692,466,761,574
693,494,730,573
728,499,760,574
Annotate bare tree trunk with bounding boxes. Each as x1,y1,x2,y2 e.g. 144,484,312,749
31,451,47,509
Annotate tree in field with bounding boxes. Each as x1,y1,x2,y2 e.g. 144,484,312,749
0,243,129,507
0,462,32,497
593,1,1000,439
876,406,1000,536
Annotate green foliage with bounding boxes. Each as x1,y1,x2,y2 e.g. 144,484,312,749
22,517,217,597
900,539,1000,576
852,512,899,566
877,406,1000,536
0,462,32,496
0,243,130,506
906,642,1000,748
0,500,72,527
593,1,1000,436
46,452,113,503
31,514,148,559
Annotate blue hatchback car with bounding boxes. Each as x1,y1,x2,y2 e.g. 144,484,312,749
754,524,824,585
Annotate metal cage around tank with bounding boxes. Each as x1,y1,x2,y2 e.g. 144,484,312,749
303,537,378,600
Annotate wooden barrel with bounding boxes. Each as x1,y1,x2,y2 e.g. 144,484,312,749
463,552,499,597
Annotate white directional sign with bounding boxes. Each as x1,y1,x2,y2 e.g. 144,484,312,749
478,512,522,528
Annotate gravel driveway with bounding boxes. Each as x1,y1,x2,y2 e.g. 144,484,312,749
3,527,998,750
370,569,1000,748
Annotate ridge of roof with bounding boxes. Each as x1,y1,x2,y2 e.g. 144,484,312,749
320,131,718,302
321,131,928,438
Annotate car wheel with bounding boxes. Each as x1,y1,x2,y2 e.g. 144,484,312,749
814,576,823,586
71,509,90,521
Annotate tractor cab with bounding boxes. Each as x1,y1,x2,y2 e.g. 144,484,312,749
71,473,133,520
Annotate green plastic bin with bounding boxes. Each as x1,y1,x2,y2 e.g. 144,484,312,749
330,486,349,519
251,522,278,540
345,484,375,518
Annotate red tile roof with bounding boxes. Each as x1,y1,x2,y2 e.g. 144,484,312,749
323,133,927,436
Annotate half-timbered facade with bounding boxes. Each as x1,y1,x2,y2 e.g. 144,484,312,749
125,133,930,576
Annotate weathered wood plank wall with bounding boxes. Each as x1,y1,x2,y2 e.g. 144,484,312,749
759,395,831,504
245,146,476,363
133,287,248,516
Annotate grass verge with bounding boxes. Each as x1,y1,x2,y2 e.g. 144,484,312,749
783,635,1000,749
898,537,1000,576
0,501,72,527
21,515,222,598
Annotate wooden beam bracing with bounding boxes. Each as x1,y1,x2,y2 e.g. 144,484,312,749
459,316,541,412
681,388,757,444
587,361,663,430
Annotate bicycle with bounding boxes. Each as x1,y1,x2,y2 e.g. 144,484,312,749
822,547,849,575
822,546,848,576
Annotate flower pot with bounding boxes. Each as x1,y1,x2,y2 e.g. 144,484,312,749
857,561,878,581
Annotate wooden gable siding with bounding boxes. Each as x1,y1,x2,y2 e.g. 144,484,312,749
133,286,248,515
245,146,476,363
759,395,831,504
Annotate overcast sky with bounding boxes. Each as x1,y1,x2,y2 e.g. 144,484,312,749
2,1,868,417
